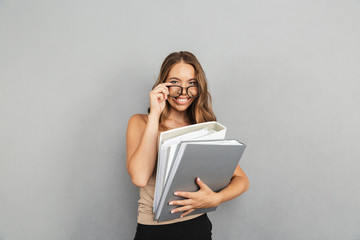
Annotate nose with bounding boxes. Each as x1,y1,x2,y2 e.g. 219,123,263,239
181,87,187,96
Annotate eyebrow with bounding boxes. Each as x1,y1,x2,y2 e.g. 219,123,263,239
168,77,197,81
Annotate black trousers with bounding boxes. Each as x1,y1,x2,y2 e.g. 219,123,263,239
134,213,212,240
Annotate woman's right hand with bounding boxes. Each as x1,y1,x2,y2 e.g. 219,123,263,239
149,82,172,117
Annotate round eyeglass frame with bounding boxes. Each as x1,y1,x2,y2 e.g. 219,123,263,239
166,85,199,98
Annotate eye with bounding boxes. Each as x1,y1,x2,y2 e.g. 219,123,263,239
170,80,178,84
189,81,198,85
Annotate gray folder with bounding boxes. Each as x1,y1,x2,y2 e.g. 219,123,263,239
155,139,246,222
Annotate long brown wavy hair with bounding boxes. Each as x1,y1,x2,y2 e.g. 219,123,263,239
148,51,216,130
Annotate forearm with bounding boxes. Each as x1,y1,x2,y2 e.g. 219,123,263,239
215,175,250,206
127,114,159,187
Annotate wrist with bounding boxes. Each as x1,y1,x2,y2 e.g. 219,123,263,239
213,192,223,207
148,112,160,121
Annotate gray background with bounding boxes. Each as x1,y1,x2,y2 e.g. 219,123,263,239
1,0,359,239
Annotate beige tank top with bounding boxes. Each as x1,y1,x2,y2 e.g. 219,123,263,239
137,170,203,225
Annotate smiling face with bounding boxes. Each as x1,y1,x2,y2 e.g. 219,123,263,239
148,51,216,128
164,62,198,112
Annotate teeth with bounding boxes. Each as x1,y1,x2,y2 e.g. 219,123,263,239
176,98,188,102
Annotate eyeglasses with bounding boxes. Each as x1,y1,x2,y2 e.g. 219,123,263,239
167,85,199,98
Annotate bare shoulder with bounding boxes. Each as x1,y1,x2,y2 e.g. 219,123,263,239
127,114,148,135
126,114,149,161
128,113,148,125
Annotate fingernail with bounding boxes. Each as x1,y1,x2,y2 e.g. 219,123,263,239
180,215,183,218
171,210,175,214
174,192,178,196
197,177,201,182
169,202,173,205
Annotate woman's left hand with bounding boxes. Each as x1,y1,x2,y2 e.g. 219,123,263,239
169,177,221,218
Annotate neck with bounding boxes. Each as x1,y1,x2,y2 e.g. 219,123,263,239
167,108,191,123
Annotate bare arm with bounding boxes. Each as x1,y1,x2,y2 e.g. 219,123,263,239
215,165,250,204
126,113,159,187
126,83,171,187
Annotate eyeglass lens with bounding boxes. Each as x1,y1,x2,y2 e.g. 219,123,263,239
168,86,198,98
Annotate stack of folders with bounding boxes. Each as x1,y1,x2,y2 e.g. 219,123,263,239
153,121,246,222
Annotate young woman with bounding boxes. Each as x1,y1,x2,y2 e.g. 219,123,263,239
126,51,250,240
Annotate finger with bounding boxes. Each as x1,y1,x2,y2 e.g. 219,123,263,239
150,90,167,99
158,88,168,100
170,205,193,214
159,85,170,97
161,87,169,99
169,199,193,206
154,82,172,91
180,209,196,218
161,82,174,86
151,93,165,103
152,92,165,100
196,177,210,190
152,86,169,99
151,86,167,95
174,191,193,199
